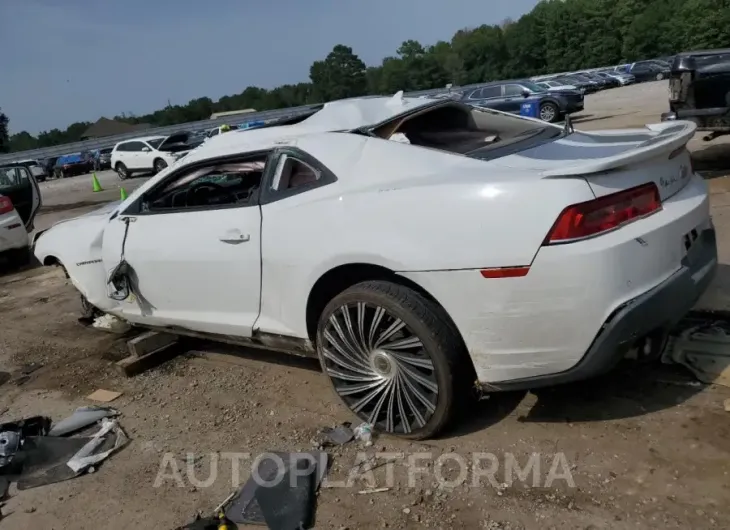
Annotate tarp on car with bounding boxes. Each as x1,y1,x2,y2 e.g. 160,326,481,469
56,153,84,166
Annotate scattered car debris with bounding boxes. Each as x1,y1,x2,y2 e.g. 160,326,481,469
662,319,730,388
0,411,127,494
358,487,390,494
67,418,127,473
319,423,354,446
0,476,8,500
255,458,317,530
92,314,131,334
0,416,51,471
7,363,43,387
224,451,328,527
86,389,123,403
48,406,119,437
353,422,374,447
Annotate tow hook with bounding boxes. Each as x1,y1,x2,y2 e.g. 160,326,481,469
703,131,724,142
630,331,670,363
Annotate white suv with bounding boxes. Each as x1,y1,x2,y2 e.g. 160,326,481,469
110,133,191,179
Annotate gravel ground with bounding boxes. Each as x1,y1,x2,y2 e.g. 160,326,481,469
0,82,729,529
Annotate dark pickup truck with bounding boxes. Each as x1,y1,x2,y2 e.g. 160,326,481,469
661,49,730,141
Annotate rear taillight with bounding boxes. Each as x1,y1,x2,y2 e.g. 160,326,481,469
544,183,662,244
0,196,13,215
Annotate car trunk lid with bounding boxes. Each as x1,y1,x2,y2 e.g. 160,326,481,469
490,120,697,202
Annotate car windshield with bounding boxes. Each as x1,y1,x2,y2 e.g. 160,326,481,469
100,148,113,154
146,139,164,149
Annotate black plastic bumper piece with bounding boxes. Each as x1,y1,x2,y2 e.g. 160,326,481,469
488,227,718,392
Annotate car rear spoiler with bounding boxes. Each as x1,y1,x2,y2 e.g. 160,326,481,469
541,121,697,178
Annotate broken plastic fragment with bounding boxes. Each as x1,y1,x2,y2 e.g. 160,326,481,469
353,422,374,446
0,431,21,468
92,314,131,334
66,418,128,474
48,406,119,437
321,424,354,446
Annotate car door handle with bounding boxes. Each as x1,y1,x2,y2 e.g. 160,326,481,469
219,230,250,244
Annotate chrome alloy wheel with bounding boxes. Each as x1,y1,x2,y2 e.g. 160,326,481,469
320,302,438,434
540,103,557,122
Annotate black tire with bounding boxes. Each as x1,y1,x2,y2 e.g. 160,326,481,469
8,247,31,268
80,294,102,320
115,162,129,180
539,101,560,123
316,280,470,440
153,158,168,173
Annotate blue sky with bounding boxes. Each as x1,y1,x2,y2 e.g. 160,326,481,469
0,0,539,134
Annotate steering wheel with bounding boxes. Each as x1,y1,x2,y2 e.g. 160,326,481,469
185,181,226,206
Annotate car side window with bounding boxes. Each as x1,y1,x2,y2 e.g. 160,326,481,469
0,168,20,187
115,144,127,152
139,154,269,213
259,149,337,204
479,86,501,99
467,88,485,100
125,142,145,152
270,155,321,191
504,84,525,97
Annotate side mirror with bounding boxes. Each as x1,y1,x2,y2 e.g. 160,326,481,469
141,147,151,152
522,90,531,98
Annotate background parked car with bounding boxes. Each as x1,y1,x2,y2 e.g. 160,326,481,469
461,81,583,122
580,71,620,88
598,70,635,85
12,159,48,182
111,133,192,179
662,48,730,140
54,152,94,179
615,61,670,82
40,156,59,178
567,74,604,91
94,147,113,171
536,80,581,93
556,75,598,93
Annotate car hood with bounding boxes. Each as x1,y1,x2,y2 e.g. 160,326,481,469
44,200,122,232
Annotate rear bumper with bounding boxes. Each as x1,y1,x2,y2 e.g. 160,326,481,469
662,107,730,131
400,174,713,389
488,226,717,391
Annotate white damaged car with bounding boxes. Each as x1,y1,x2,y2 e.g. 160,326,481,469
34,93,717,438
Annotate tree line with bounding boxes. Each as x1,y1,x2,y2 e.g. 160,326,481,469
2,0,728,154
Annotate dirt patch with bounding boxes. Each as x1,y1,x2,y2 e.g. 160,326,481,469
1,82,729,529
0,261,727,530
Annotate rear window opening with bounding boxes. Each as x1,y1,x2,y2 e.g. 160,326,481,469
368,103,563,158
